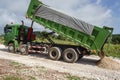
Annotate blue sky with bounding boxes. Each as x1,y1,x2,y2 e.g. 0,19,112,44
0,0,120,34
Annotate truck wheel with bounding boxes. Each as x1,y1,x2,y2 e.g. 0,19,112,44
19,45,28,55
63,48,79,63
8,43,15,53
48,47,61,60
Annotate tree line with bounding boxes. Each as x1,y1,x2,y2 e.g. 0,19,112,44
112,34,120,44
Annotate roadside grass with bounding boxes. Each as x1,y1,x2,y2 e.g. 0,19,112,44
10,61,20,66
0,35,4,44
28,76,36,80
2,75,22,80
104,44,120,58
38,66,48,74
2,75,36,80
67,75,80,80
10,61,24,69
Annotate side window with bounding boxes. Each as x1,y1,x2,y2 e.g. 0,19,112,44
5,27,12,33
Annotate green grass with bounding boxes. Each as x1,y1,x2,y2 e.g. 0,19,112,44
28,76,36,80
67,75,80,80
10,61,24,69
38,66,48,74
0,35,4,44
10,61,20,65
3,76,22,80
104,44,120,58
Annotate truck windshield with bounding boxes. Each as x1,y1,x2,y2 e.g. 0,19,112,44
4,27,12,33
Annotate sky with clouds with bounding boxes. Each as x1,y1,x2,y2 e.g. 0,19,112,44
0,0,120,34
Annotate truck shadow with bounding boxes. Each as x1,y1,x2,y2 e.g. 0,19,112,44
29,52,48,59
29,53,99,66
0,48,99,66
0,48,8,52
76,57,99,66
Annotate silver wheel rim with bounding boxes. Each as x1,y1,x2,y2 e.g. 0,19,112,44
20,47,26,53
9,46,14,51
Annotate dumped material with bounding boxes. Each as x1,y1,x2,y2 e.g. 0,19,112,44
97,57,120,70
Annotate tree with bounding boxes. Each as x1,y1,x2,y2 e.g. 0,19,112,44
112,34,120,44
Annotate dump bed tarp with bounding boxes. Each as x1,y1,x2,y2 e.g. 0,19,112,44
35,5,94,35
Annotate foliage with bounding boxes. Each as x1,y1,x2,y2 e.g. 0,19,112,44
0,35,4,44
112,34,120,44
104,44,120,58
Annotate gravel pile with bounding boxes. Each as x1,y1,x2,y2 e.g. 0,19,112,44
97,57,120,70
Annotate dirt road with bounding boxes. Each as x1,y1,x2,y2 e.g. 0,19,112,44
0,44,120,80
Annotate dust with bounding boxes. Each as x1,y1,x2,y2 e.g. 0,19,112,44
97,57,120,70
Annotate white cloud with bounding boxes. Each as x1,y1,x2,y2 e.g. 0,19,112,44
0,0,31,17
41,0,112,27
0,9,18,25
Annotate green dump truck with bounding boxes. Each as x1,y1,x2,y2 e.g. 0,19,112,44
4,0,113,63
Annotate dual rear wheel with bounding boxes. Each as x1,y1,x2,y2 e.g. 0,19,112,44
63,48,79,63
48,47,82,63
48,47,61,60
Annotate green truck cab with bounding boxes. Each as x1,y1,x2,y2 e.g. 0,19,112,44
4,23,35,53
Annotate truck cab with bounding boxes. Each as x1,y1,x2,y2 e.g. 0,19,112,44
4,23,35,53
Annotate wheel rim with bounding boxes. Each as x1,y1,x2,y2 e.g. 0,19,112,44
49,47,61,60
67,53,73,59
51,51,57,57
20,47,26,53
8,46,14,51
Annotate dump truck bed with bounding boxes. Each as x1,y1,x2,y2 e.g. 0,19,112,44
26,0,113,53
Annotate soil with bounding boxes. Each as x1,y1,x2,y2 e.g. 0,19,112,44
97,57,120,70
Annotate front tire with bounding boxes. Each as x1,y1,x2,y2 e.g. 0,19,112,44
48,47,61,60
63,48,79,63
8,43,15,53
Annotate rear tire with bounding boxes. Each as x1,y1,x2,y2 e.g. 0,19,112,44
63,48,79,63
48,47,61,60
8,43,15,53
